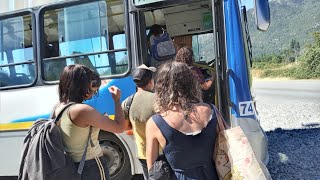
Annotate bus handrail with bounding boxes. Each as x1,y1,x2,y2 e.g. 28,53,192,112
42,48,128,62
0,60,34,68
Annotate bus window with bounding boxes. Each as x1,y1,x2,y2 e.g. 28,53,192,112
0,52,9,87
192,33,215,63
41,1,129,81
0,14,35,88
112,33,127,73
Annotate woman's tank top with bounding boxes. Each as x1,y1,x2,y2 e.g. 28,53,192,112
58,106,102,162
152,113,218,180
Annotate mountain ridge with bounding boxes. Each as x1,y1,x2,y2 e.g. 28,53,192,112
247,0,320,56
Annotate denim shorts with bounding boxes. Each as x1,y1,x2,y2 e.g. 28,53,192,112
75,156,110,180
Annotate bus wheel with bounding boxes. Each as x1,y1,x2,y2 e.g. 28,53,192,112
99,133,132,180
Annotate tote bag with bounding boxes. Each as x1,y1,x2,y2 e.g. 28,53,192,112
213,107,272,180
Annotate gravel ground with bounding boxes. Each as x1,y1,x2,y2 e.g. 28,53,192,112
256,103,320,180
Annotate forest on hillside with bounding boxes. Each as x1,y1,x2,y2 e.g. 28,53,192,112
247,0,320,79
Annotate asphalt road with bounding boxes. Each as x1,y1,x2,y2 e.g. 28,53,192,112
252,79,320,180
252,79,320,104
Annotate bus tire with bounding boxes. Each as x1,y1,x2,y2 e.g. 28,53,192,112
99,132,132,180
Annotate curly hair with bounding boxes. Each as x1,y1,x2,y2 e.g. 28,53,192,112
175,46,194,66
154,61,202,113
59,64,101,103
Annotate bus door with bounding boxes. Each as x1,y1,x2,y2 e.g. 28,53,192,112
130,0,271,165
130,0,219,105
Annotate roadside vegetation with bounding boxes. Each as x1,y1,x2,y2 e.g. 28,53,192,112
252,32,320,79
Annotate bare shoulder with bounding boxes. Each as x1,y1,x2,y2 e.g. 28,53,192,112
69,103,98,121
195,102,212,115
192,103,213,124
147,116,163,137
70,103,95,114
146,117,158,131
54,103,90,116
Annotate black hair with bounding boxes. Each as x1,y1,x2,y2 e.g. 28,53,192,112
58,64,101,103
149,24,163,37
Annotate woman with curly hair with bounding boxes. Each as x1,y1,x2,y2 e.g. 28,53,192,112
146,61,218,180
175,46,214,91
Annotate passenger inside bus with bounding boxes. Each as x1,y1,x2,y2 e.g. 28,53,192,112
147,24,176,67
43,32,67,81
0,72,10,87
43,33,59,58
147,24,163,51
142,2,217,103
0,20,34,87
175,46,215,104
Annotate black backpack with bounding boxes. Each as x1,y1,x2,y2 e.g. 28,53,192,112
18,103,93,180
123,93,136,120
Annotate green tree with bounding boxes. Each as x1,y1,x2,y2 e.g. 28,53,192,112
290,39,301,61
299,32,320,78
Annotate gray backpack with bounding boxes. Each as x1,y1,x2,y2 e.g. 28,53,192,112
18,103,93,180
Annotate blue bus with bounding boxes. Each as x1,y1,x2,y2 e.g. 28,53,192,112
0,0,270,179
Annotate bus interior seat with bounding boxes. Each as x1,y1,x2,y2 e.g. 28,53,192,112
0,72,11,87
11,73,31,85
44,59,67,81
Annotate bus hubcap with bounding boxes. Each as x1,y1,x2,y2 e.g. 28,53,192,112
100,140,124,176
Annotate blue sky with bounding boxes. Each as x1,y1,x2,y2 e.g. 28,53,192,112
242,0,254,9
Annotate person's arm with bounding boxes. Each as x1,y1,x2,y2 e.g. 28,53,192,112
192,66,211,90
71,86,127,133
200,80,212,90
200,70,215,90
112,88,128,131
146,118,160,170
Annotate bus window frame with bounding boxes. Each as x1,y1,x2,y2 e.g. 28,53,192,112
130,0,198,11
38,0,132,84
189,30,215,62
0,10,37,90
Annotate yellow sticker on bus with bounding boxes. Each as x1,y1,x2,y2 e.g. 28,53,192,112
0,115,115,131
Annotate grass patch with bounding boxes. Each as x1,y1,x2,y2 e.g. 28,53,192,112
252,61,319,79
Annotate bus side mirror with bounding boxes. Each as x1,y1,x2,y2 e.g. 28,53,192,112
254,0,270,31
